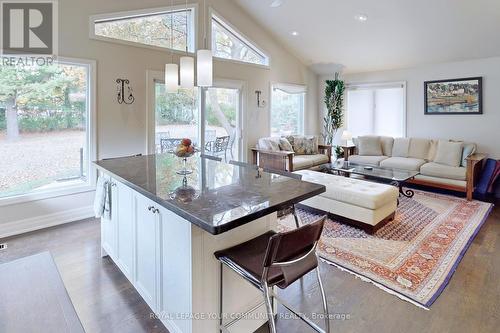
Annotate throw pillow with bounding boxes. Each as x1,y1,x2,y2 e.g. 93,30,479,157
279,137,294,152
293,136,319,155
258,137,280,151
357,136,382,156
427,140,438,161
461,143,477,167
392,138,410,157
434,140,463,167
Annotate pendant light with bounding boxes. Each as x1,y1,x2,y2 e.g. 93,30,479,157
180,0,194,89
165,0,179,93
197,0,213,87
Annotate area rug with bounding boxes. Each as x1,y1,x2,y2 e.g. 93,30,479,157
279,190,493,309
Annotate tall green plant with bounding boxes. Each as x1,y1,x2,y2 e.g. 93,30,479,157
323,73,345,146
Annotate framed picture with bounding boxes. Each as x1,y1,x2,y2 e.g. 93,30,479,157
424,77,482,115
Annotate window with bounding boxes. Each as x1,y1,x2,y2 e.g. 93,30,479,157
270,84,306,137
91,6,196,52
211,13,269,66
0,58,94,199
346,82,406,138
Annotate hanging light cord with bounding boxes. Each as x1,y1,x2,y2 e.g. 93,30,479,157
203,0,207,48
170,0,174,62
185,0,189,54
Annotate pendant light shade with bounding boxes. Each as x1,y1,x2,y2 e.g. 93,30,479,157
180,56,194,89
165,63,179,93
197,49,213,87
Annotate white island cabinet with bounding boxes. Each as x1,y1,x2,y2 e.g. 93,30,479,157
95,154,325,333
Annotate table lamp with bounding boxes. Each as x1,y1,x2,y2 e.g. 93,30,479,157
341,130,352,146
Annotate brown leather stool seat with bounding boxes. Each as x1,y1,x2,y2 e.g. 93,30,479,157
215,231,285,288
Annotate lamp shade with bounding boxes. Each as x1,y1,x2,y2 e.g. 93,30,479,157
341,130,352,141
196,49,213,87
165,63,179,93
180,56,194,89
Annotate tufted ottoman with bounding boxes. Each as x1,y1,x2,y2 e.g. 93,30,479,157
294,170,399,234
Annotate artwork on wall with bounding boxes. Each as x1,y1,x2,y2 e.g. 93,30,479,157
424,77,482,115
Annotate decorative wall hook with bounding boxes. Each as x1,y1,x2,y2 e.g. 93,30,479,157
116,78,135,104
255,90,266,108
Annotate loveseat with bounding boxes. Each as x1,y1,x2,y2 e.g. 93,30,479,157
349,136,487,200
251,135,331,172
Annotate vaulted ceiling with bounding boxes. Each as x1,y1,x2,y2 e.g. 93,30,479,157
234,0,500,74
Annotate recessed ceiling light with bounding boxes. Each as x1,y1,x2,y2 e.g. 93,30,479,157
291,31,299,36
354,14,368,22
270,0,283,8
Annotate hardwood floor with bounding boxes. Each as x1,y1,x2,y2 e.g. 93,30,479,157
1,205,499,333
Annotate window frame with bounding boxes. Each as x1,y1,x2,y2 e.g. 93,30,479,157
269,82,307,137
345,81,407,138
89,5,198,55
0,57,97,207
209,8,271,69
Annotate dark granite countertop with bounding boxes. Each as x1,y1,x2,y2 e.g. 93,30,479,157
94,154,325,235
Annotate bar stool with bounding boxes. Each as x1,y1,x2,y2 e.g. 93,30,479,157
214,216,329,333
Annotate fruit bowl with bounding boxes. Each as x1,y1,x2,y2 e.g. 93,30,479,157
174,138,197,158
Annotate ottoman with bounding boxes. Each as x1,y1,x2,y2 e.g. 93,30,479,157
294,170,399,234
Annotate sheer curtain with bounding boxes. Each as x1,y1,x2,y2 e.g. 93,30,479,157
346,82,406,138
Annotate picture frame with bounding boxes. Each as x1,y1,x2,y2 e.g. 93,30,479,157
424,77,482,115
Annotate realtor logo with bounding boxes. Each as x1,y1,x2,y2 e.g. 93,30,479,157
1,0,57,56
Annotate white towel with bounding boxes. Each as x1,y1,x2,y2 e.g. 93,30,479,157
94,177,112,220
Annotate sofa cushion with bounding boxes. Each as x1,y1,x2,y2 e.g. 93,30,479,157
434,140,463,167
278,137,293,152
349,155,388,166
409,138,431,160
380,136,394,157
380,157,426,171
357,136,382,156
295,170,399,210
427,140,438,161
293,136,319,155
420,162,466,181
292,155,314,170
258,137,280,151
392,138,410,157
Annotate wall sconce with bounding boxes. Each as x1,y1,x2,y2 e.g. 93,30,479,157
116,78,135,104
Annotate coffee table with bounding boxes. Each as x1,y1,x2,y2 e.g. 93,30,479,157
320,160,419,199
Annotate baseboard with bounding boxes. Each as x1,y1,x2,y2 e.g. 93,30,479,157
0,206,94,239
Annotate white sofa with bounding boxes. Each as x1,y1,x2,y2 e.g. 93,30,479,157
295,170,399,234
349,136,487,200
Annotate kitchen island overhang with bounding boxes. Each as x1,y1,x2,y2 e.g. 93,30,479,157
94,154,325,333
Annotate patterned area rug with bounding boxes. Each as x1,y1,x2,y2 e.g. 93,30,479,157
279,190,493,309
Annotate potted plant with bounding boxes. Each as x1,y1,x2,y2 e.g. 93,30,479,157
323,73,345,157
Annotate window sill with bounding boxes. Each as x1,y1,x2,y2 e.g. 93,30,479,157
0,183,95,207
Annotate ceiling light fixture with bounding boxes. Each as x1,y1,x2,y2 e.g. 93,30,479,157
291,31,299,36
270,0,283,8
180,0,194,89
354,14,368,22
165,0,179,93
197,0,213,87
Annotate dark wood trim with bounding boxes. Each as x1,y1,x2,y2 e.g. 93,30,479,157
424,76,483,115
408,178,466,193
296,204,395,235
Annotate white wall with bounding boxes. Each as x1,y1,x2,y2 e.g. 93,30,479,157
0,0,319,237
341,56,500,158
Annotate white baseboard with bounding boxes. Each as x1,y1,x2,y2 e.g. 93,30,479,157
0,206,94,239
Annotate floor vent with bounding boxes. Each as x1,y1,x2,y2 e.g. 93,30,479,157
0,243,7,250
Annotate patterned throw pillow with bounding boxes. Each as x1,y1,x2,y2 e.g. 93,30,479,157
279,138,294,152
292,136,318,155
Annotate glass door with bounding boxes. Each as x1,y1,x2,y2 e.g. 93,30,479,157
153,80,199,154
203,87,241,162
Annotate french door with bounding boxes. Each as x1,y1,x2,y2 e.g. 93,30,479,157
147,71,243,162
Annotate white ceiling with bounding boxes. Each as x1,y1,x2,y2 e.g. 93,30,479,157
234,0,500,74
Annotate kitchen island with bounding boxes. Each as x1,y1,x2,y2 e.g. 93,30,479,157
94,154,325,333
